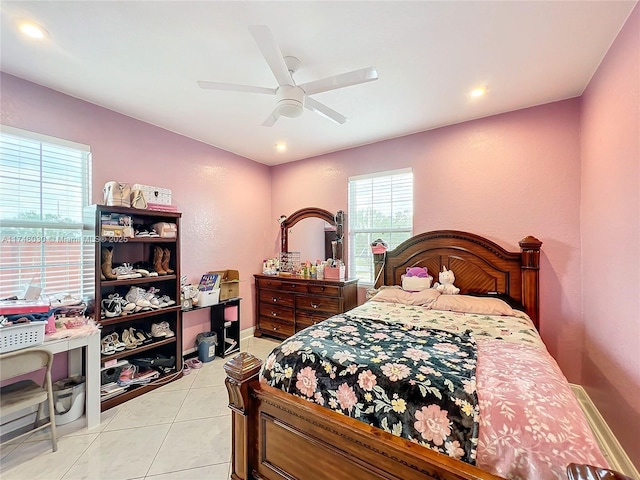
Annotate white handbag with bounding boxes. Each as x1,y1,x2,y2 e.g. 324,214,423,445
103,182,131,207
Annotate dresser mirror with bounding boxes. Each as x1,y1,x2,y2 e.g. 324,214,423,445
280,207,344,263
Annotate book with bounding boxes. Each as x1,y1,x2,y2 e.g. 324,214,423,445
198,273,220,291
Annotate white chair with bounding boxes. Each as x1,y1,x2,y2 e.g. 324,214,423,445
0,348,57,452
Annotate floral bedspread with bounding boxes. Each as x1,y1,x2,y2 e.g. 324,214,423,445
349,301,545,349
260,314,480,463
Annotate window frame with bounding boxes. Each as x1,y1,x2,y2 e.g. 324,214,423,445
348,168,413,285
0,125,93,300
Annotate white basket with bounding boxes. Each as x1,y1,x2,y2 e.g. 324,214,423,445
0,322,46,353
131,184,172,205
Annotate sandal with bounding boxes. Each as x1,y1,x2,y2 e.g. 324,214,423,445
101,336,116,355
109,332,126,351
182,360,191,375
186,358,203,369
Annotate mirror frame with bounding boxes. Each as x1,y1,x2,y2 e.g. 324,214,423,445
280,207,344,261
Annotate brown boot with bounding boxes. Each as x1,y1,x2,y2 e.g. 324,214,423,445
101,246,117,280
162,248,175,274
153,246,167,275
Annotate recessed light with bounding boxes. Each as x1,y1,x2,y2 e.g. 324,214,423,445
275,143,287,152
19,21,47,39
470,87,487,98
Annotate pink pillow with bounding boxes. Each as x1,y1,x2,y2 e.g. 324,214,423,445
432,294,519,316
371,287,440,307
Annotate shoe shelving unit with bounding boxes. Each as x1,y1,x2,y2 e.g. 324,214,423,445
84,204,183,411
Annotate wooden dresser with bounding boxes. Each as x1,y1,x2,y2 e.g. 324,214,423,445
254,274,358,340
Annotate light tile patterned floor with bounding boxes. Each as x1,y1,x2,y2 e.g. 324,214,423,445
0,336,281,480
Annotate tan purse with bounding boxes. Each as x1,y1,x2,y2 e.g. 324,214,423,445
130,189,147,209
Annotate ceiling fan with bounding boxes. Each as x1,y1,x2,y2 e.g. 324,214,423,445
197,25,378,127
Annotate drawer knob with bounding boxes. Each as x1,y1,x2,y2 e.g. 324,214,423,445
311,303,320,309
271,297,278,302
273,326,278,331
271,311,277,317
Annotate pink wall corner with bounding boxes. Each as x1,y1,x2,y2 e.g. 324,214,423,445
580,3,640,466
1,72,273,355
273,99,584,381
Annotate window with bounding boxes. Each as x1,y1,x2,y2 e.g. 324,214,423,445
348,168,413,284
0,125,93,300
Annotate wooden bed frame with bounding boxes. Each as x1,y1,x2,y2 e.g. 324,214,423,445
224,231,542,480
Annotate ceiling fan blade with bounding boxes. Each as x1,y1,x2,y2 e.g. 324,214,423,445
197,81,276,95
299,67,378,96
304,96,347,125
262,108,280,127
249,25,294,87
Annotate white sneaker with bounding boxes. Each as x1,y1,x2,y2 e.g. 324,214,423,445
125,287,151,309
151,323,167,338
159,321,175,337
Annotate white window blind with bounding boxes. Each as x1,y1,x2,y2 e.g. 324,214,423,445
348,168,413,284
0,125,93,300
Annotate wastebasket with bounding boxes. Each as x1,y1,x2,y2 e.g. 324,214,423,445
53,376,85,425
195,331,217,363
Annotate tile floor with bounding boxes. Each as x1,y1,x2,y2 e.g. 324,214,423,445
0,336,281,480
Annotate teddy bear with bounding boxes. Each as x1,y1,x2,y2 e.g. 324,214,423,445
401,266,433,292
433,266,460,294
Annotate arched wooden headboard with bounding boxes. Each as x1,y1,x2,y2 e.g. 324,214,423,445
373,230,542,328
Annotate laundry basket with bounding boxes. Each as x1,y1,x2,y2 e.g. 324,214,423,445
195,332,217,363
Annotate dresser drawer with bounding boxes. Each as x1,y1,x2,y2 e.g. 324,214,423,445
308,284,340,297
259,318,295,338
296,311,329,330
295,294,341,315
257,278,308,293
259,302,294,322
259,289,295,308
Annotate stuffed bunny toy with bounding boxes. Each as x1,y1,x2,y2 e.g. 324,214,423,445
433,266,460,294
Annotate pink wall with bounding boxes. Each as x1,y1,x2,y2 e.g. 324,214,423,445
2,5,638,463
580,3,640,466
0,73,272,353
273,99,584,380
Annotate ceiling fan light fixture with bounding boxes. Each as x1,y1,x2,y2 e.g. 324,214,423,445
277,99,303,118
275,85,305,118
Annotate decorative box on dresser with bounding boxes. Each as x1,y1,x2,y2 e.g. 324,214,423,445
254,274,358,340
84,204,183,410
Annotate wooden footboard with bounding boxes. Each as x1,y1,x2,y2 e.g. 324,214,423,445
224,353,504,480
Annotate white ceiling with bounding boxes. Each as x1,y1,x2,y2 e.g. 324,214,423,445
0,1,636,166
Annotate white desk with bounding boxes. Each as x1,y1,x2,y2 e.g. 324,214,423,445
42,332,101,429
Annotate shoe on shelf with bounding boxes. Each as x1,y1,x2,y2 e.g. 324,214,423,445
108,293,136,314
159,295,176,307
118,364,137,384
125,286,152,309
151,323,167,338
131,327,152,345
159,321,175,337
113,263,142,280
143,287,161,309
101,297,122,318
101,336,116,355
109,332,126,352
122,329,138,349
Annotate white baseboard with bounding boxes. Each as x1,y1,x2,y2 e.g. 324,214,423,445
240,326,254,342
570,384,639,478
